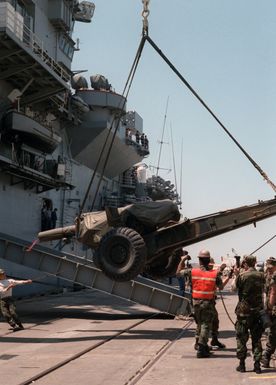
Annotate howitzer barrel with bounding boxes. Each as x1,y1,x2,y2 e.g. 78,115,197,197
146,197,276,256
38,225,76,242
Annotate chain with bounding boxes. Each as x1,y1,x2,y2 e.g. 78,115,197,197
142,0,150,36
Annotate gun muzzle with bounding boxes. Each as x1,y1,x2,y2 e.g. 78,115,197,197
38,225,76,242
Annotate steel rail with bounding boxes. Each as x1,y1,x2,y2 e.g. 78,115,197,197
125,319,193,385
18,312,159,385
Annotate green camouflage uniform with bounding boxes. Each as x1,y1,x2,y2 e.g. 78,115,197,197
0,297,21,328
235,268,265,362
188,266,223,347
263,271,276,358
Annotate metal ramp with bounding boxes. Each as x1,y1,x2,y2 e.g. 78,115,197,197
0,233,190,316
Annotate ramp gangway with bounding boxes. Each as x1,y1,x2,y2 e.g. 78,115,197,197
0,233,190,316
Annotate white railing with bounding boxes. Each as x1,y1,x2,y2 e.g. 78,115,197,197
23,24,71,83
0,1,71,83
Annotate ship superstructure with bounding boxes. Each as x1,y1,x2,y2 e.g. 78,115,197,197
0,0,150,287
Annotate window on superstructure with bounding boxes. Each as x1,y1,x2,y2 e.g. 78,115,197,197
15,0,34,31
59,34,75,59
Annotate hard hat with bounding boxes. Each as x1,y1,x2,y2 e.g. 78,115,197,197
0,269,5,274
198,250,211,258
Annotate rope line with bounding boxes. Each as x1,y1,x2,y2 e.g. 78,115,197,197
219,291,235,326
250,233,276,255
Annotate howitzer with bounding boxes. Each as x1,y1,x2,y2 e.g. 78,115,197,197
38,197,276,282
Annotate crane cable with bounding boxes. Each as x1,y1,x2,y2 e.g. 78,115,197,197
89,37,146,211
142,0,150,37
79,35,147,215
81,0,276,218
79,2,150,214
144,35,276,194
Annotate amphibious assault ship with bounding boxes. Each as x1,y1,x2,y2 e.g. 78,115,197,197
0,0,153,294
1,1,275,314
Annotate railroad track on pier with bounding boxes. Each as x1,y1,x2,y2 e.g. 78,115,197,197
14,314,193,385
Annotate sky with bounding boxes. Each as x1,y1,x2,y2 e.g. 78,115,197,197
72,0,276,263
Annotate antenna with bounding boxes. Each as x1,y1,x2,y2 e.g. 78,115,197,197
179,138,183,209
156,96,170,176
149,165,171,173
170,122,178,195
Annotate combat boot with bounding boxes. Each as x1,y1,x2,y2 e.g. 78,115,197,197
194,337,199,350
254,362,261,374
196,344,210,358
261,353,271,368
236,359,246,372
210,337,226,349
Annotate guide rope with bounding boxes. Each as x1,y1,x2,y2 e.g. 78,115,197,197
219,290,235,326
250,233,276,255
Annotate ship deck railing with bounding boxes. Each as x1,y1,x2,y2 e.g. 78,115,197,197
22,24,71,83
0,2,71,83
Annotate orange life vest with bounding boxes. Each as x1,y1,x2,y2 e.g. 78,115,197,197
191,268,218,300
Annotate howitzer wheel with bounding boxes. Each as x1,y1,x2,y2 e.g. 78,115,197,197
97,227,147,281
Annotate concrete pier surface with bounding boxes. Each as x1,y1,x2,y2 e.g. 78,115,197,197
0,286,275,385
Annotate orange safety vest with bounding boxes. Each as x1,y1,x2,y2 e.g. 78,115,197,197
191,268,218,300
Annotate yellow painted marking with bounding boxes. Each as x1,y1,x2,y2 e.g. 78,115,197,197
249,375,276,379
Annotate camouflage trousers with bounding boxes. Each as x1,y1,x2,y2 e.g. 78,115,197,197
235,314,263,362
195,304,219,339
0,297,21,327
193,299,216,346
263,315,276,357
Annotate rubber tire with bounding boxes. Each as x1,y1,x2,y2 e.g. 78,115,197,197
97,227,147,282
146,253,181,278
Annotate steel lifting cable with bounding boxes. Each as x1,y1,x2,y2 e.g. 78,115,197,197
250,233,276,255
79,35,147,215
79,2,149,215
144,35,276,194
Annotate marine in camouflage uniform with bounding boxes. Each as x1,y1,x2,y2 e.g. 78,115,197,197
177,250,229,358
234,255,265,374
261,257,276,368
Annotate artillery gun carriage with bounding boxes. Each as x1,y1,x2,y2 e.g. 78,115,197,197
38,198,276,282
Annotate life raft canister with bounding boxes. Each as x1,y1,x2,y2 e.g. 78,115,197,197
191,268,218,300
